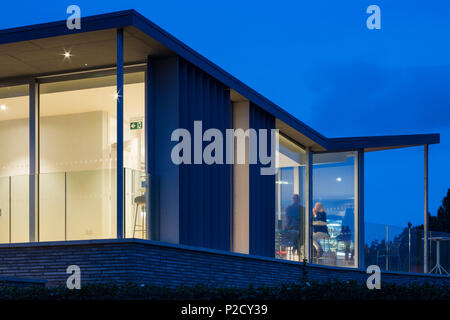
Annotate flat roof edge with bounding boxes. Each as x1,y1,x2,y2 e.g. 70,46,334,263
130,11,329,148
326,133,440,151
0,10,441,152
0,9,328,147
0,10,135,44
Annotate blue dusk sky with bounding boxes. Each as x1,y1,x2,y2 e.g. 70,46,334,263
1,0,449,227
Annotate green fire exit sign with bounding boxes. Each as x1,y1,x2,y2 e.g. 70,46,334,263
130,121,143,130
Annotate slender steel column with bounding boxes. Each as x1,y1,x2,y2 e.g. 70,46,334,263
386,225,389,271
146,56,160,240
304,148,312,263
408,222,412,273
357,150,365,268
29,80,39,242
145,58,151,240
424,144,429,273
116,28,124,239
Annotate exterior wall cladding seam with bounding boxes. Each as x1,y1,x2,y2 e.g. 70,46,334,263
178,58,232,251
249,103,276,257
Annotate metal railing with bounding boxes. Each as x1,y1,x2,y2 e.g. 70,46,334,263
365,222,449,274
0,169,151,244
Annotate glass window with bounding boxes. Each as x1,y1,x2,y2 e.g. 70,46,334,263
123,72,147,239
275,135,306,261
312,151,358,267
39,75,117,241
0,85,29,243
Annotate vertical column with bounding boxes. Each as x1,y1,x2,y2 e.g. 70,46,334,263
146,56,160,241
29,80,39,242
293,167,300,194
116,28,124,239
424,144,429,273
304,148,312,262
232,101,250,254
386,225,389,271
357,150,365,268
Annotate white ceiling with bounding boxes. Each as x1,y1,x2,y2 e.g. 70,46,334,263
0,27,171,80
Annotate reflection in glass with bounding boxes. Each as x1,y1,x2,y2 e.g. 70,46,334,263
275,135,306,261
312,151,358,267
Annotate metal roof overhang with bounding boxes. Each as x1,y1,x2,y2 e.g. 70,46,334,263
0,10,440,152
327,134,440,152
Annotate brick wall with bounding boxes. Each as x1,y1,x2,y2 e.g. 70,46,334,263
0,239,448,287
0,276,47,287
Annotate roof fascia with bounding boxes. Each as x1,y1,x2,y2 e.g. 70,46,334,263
326,133,440,151
0,10,135,45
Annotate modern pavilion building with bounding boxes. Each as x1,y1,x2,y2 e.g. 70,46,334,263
0,10,444,287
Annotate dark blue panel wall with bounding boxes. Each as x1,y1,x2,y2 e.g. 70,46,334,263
178,58,231,251
148,57,181,243
249,103,276,257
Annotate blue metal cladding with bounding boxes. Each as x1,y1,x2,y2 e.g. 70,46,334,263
249,103,276,257
178,58,231,251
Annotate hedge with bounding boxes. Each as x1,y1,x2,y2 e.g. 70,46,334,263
0,280,448,300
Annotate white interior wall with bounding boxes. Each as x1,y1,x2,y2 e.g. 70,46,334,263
0,118,29,177
10,175,28,243
0,177,9,243
0,111,119,241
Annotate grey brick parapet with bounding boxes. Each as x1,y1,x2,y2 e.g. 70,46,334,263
0,239,448,287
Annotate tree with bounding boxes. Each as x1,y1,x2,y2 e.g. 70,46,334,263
429,188,450,233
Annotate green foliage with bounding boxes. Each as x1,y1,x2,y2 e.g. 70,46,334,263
430,188,450,233
0,280,448,300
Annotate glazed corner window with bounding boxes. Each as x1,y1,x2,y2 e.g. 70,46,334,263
312,151,358,268
39,75,118,241
38,72,146,242
275,135,306,262
0,85,30,244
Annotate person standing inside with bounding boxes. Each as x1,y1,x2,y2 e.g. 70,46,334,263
284,194,305,259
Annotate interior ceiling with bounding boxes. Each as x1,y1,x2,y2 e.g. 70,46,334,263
276,119,326,152
0,26,172,80
230,90,247,103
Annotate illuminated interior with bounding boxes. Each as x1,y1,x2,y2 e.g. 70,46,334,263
0,72,146,243
275,135,306,262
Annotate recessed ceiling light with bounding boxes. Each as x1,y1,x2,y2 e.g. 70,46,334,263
62,51,72,59
336,177,342,182
0,105,7,111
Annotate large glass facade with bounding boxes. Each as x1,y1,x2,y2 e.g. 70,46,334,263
0,68,147,244
38,72,146,241
274,139,360,268
1,68,364,270
312,151,358,267
275,135,306,261
39,75,118,241
274,139,360,267
0,85,29,243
